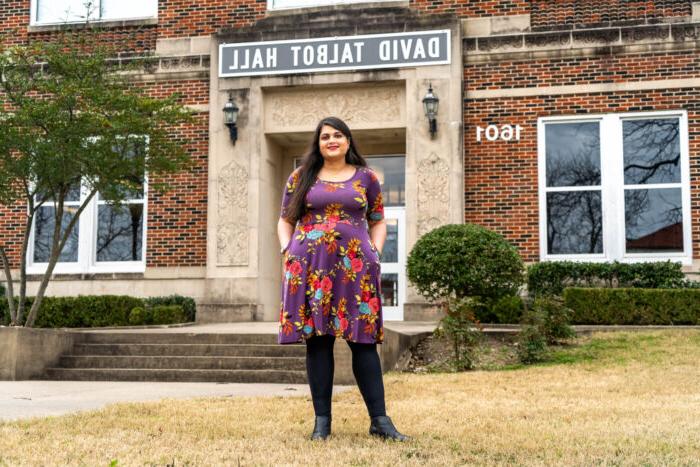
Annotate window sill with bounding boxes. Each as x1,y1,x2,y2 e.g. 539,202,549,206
28,17,158,33
25,272,145,281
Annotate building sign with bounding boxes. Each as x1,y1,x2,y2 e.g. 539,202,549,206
219,30,450,77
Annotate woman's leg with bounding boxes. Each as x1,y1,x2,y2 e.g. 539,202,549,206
346,340,387,418
305,334,336,416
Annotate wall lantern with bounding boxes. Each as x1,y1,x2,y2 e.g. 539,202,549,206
422,83,439,138
222,93,240,145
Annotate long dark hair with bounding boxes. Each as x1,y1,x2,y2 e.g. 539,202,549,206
287,116,367,222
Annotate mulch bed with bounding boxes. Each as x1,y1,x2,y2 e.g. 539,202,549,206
399,330,523,372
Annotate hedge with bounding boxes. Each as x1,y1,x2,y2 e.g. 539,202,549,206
0,294,195,327
528,261,687,296
563,287,700,325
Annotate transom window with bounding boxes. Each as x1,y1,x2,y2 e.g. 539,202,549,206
538,111,691,264
31,0,158,25
28,139,148,274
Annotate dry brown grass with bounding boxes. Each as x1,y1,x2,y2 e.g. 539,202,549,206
1,330,700,466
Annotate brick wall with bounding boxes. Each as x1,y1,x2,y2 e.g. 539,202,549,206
0,1,158,52
466,50,700,90
531,0,692,30
140,80,209,268
1,0,268,49
465,91,700,263
158,0,266,38
410,0,529,17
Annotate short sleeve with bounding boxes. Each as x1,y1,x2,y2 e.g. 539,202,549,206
280,169,300,223
365,169,384,226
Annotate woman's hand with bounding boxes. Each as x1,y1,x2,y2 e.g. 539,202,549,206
369,219,387,259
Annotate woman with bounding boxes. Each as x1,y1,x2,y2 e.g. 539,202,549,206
277,116,409,442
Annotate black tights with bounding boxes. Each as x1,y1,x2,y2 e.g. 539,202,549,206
305,334,386,418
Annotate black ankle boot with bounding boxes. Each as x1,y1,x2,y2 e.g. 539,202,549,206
369,415,410,441
310,415,331,440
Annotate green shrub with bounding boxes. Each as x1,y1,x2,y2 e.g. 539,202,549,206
144,295,196,322
440,297,483,370
516,321,548,364
0,294,193,328
407,223,524,302
563,287,700,325
151,305,186,325
128,307,146,325
491,295,524,324
529,296,575,343
527,261,686,296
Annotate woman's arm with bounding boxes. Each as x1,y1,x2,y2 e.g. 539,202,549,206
369,219,387,255
277,217,295,252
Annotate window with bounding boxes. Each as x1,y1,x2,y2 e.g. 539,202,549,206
31,0,157,25
28,139,148,274
268,0,393,10
538,111,691,264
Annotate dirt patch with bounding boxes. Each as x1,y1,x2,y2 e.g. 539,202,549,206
400,330,522,372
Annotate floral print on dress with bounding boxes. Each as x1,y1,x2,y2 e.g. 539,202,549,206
278,165,385,344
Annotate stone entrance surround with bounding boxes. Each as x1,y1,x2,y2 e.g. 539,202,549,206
201,7,464,323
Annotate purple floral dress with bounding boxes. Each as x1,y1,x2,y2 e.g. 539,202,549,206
278,165,385,345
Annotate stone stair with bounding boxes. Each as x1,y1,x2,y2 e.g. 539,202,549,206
42,331,308,383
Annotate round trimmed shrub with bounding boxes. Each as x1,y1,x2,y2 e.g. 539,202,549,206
407,223,525,302
129,307,146,325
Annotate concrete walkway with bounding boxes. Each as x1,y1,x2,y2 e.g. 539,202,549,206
0,380,353,422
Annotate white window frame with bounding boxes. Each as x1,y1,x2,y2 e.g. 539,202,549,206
30,0,158,26
268,0,394,10
27,140,149,275
538,110,692,265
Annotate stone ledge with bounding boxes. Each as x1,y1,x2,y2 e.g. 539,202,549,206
462,14,531,38
465,21,700,62
27,17,158,33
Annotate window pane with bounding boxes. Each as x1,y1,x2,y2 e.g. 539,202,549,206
380,273,398,307
623,118,681,185
547,191,603,254
625,188,683,253
33,207,79,263
367,156,405,207
36,182,81,203
101,0,157,19
96,204,143,262
545,122,600,187
99,139,146,201
36,0,91,23
381,219,398,263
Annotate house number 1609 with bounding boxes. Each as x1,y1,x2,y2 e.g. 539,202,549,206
476,124,522,142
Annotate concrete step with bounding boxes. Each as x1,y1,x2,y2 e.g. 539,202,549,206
72,343,306,357
59,355,306,371
44,368,308,384
73,332,281,345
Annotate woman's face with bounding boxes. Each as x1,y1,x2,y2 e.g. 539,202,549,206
318,124,350,161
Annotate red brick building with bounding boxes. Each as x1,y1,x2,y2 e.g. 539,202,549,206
1,0,698,322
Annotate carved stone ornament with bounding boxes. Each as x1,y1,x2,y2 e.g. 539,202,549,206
216,161,249,265
417,152,450,238
267,86,404,130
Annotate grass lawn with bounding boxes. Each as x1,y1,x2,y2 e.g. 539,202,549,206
1,330,699,466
